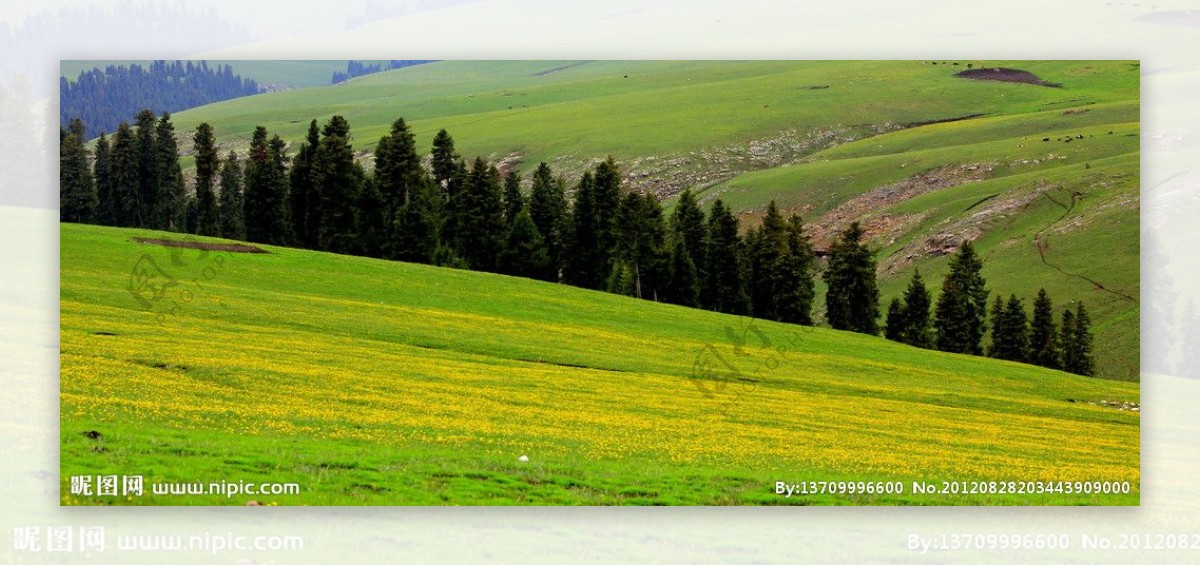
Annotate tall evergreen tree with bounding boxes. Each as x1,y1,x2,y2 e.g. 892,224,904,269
746,200,788,320
502,170,524,227
1060,308,1078,374
934,241,989,354
499,207,551,280
1068,303,1096,376
592,157,622,267
884,298,906,341
774,215,817,325
1028,288,1061,370
315,116,363,254
662,237,700,307
702,199,750,315
109,122,140,227
374,117,427,259
93,132,114,225
823,222,879,334
431,129,458,190
527,162,567,280
611,191,666,300
989,294,1029,362
899,269,933,348
564,172,605,289
670,188,707,279
193,122,220,236
290,119,321,248
217,150,245,240
133,109,159,228
59,118,97,223
357,176,387,258
155,112,186,231
390,176,443,264
243,127,291,245
452,158,506,271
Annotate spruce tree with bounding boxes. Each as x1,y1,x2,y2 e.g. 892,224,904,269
502,169,524,227
1060,308,1078,374
670,188,707,281
611,191,666,299
564,172,605,289
391,176,443,264
357,176,387,258
773,215,816,325
93,132,114,226
315,116,363,254
1028,288,1061,369
663,237,700,307
59,118,97,223
109,122,140,227
193,122,220,236
155,112,186,231
702,199,750,315
244,127,291,245
934,241,989,354
592,157,622,268
217,151,245,240
431,129,458,189
746,200,788,320
1070,303,1096,376
133,109,159,228
527,162,567,280
452,158,506,271
823,222,879,334
500,207,551,279
290,119,321,248
989,294,1029,362
884,298,906,341
899,269,933,348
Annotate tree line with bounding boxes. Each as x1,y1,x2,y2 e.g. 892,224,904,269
60,111,1096,376
331,60,431,84
60,61,260,138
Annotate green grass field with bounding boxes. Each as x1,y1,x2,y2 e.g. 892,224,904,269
152,59,1139,380
60,223,1139,505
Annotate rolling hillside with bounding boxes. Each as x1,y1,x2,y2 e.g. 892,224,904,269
156,60,1140,380
60,223,1139,505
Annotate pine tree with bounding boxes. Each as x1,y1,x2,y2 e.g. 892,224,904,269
217,150,245,240
823,222,880,334
155,112,186,231
1028,288,1060,370
564,172,605,289
989,294,1029,362
884,297,906,341
290,119,321,248
1070,303,1096,376
357,176,387,258
109,122,140,227
499,207,551,279
59,118,97,223
431,129,458,190
592,157,622,268
452,158,506,271
527,162,567,281
315,116,363,254
244,127,291,245
934,241,989,354
611,191,666,299
133,109,159,228
374,118,426,258
702,199,750,315
746,200,788,320
502,169,524,227
662,237,700,307
773,215,816,325
391,177,443,264
1060,308,1078,374
93,132,114,226
193,122,220,236
670,188,707,281
899,269,933,348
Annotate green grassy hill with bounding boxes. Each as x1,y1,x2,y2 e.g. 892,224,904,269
60,223,1139,505
156,60,1139,380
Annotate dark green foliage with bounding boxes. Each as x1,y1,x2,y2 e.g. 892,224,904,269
451,158,506,271
702,199,750,315
988,294,1029,362
357,176,387,258
431,129,458,189
898,269,933,348
315,116,363,254
374,118,424,246
217,151,245,240
1063,303,1096,376
823,222,879,334
527,162,568,280
93,132,114,225
592,157,622,264
193,122,220,236
59,118,97,223
500,208,552,280
391,177,443,264
564,172,606,289
155,112,186,231
611,191,666,300
934,241,989,354
774,215,816,325
109,122,140,227
746,200,788,319
290,119,321,248
133,109,159,228
669,189,707,279
502,170,524,227
1029,288,1060,370
884,298,905,341
243,127,291,245
662,237,700,307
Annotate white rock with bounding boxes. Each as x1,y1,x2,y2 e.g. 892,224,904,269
517,455,529,462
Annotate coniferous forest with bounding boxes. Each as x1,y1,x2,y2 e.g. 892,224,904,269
59,112,1097,376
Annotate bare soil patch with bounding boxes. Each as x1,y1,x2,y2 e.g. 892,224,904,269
955,67,1061,88
133,237,268,254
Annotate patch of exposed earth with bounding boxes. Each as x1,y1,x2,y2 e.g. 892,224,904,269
954,67,1062,88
